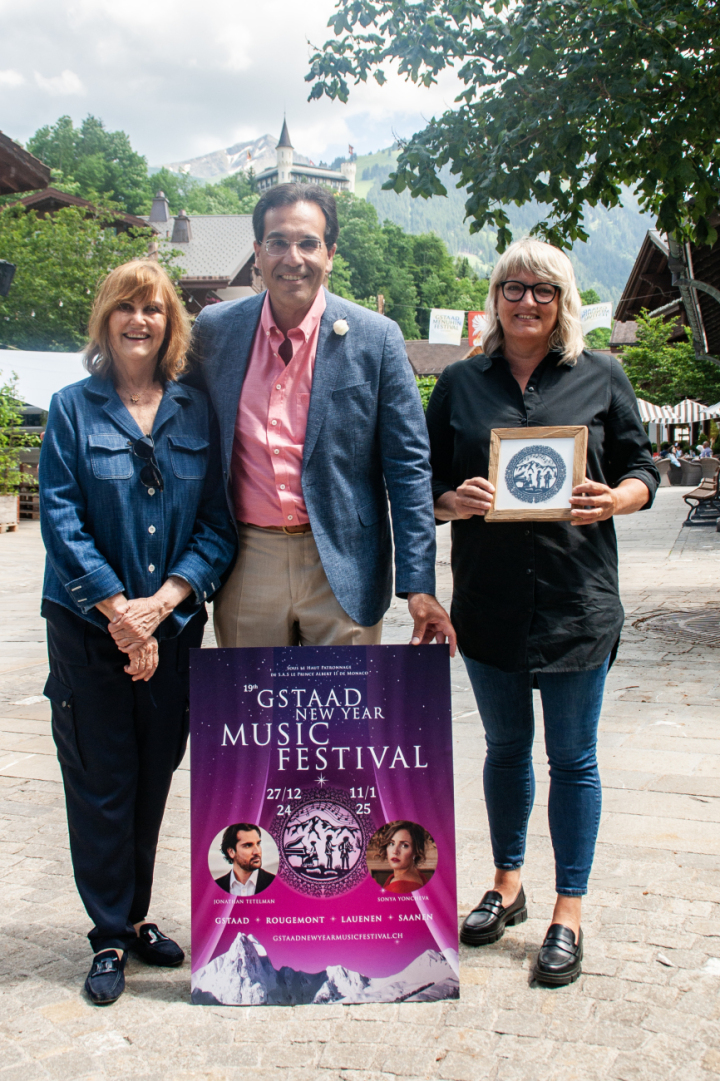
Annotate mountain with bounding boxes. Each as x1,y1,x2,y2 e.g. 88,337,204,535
356,148,653,305
159,134,311,181
191,931,459,1006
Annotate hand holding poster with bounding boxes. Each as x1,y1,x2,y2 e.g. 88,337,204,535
429,309,465,345
190,645,458,1006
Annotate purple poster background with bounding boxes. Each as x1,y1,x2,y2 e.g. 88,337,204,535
190,645,458,1005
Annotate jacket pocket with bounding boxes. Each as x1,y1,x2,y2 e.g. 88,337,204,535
357,496,387,526
44,673,85,771
168,435,210,480
88,434,133,480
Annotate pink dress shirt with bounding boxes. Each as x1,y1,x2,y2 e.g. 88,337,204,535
232,289,326,527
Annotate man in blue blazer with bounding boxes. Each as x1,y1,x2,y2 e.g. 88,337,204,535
190,182,454,651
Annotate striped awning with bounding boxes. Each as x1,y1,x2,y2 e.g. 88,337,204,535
671,399,712,423
637,399,676,423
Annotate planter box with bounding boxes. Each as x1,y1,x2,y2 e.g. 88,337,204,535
0,493,19,532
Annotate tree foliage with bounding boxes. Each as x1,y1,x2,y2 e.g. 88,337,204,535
332,193,488,337
0,373,25,492
622,310,720,404
0,206,164,351
147,168,259,216
308,0,720,251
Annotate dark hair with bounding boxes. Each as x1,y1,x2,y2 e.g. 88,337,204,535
252,183,339,248
220,823,261,864
377,820,430,865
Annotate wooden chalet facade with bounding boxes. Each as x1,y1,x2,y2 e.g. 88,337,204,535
0,132,50,195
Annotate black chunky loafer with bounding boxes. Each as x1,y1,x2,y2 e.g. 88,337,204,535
460,886,527,946
84,949,126,1005
533,924,583,986
130,922,185,967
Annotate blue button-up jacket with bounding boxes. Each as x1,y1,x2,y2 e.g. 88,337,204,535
39,375,237,638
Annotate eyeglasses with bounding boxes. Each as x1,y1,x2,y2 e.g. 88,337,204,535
131,435,164,492
500,280,560,304
264,237,324,257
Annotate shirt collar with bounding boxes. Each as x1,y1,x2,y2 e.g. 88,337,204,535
261,287,327,344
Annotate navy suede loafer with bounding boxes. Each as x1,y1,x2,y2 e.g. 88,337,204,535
130,923,185,967
85,949,126,1005
533,924,583,986
460,886,527,946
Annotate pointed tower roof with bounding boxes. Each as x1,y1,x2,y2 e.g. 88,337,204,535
277,118,293,149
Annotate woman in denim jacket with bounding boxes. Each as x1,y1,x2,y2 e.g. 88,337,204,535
40,260,236,1006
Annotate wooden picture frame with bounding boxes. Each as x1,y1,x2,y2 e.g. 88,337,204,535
485,426,588,522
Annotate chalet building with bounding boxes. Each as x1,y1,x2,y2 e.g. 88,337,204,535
612,218,720,359
404,340,471,377
255,120,355,194
144,191,257,312
11,186,150,234
0,131,50,195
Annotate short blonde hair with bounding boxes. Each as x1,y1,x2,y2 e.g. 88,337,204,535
481,237,585,365
84,260,191,380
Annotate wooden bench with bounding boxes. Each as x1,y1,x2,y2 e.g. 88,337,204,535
683,458,720,522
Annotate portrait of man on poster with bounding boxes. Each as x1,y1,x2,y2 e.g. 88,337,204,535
215,823,276,896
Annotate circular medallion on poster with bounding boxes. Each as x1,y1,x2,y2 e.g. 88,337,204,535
272,792,371,898
505,444,566,504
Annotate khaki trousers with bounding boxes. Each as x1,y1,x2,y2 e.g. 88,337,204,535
213,524,383,648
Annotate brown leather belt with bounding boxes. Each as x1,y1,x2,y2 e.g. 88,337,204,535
238,521,312,535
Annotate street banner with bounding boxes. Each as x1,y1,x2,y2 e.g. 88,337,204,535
190,645,459,1006
468,311,488,349
580,302,612,335
429,308,465,345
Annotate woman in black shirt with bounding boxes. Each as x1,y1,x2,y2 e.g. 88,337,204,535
427,237,658,985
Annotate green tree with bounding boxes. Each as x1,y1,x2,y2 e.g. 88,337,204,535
27,115,150,215
622,310,720,404
308,0,720,251
146,168,258,217
0,373,25,492
0,205,163,351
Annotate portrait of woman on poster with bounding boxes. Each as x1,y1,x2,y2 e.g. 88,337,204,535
378,821,433,894
39,259,236,1007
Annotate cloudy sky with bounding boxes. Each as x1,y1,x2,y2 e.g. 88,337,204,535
0,0,462,167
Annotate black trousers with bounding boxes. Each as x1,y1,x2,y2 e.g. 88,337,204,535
43,600,205,953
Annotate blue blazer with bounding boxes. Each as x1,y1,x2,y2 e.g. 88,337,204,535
191,288,436,626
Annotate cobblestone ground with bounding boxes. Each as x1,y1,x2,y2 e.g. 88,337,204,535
0,488,719,1080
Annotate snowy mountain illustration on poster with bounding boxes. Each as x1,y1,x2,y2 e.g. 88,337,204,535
192,932,459,1006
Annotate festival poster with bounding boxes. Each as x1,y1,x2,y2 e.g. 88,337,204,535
189,644,458,1006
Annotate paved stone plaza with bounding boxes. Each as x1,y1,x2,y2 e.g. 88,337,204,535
0,487,719,1080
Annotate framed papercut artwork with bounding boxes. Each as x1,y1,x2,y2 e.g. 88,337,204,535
485,426,588,522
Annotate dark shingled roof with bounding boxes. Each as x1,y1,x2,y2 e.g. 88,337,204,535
0,131,51,195
404,340,470,377
277,119,293,149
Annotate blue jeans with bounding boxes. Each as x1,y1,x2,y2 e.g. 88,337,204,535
463,656,610,896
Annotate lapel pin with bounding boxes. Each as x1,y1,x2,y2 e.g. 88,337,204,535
333,319,349,336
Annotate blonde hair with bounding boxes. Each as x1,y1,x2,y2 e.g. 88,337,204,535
481,237,585,365
84,260,191,380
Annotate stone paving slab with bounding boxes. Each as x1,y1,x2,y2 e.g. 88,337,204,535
0,488,719,1079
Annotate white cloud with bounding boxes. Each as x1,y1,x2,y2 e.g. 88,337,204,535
1,0,461,165
0,69,25,87
34,69,85,96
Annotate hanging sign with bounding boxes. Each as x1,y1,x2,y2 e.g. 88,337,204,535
580,302,612,335
468,311,488,349
429,308,465,345
190,644,458,1006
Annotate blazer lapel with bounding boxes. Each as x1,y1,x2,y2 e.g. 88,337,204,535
303,291,347,467
211,292,265,470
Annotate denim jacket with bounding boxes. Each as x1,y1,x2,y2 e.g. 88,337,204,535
39,375,236,638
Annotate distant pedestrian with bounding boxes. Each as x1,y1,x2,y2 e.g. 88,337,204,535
428,237,659,986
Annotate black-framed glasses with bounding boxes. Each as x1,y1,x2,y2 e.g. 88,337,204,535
131,435,164,492
500,280,560,304
264,237,324,257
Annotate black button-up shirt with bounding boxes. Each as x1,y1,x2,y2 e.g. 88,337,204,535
426,350,659,672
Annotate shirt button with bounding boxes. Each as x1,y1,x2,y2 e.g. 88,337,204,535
525,529,530,536
276,384,282,390
279,484,286,490
148,564,155,572
148,487,155,496
271,420,278,426
526,568,532,574
273,448,280,455
287,515,293,521
148,525,156,534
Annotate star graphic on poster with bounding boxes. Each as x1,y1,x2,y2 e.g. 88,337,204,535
315,774,328,787
330,916,336,922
